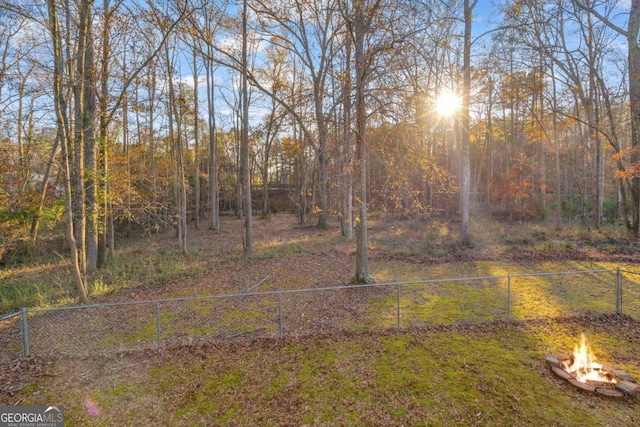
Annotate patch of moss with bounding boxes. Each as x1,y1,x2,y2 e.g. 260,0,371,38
371,332,623,426
219,307,266,326
261,368,293,400
183,326,218,336
51,322,640,426
98,312,174,348
361,279,507,329
99,322,157,347
188,298,214,315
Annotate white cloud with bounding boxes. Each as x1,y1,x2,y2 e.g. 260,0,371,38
178,74,208,88
615,0,631,10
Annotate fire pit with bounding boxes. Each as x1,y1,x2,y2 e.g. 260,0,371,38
546,334,638,400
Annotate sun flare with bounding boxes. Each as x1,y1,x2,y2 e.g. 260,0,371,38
436,92,461,116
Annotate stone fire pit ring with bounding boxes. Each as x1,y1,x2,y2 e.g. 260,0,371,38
546,353,638,400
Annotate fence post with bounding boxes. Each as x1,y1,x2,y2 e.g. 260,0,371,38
21,308,30,357
507,276,512,322
396,283,401,328
156,302,162,349
278,292,283,339
616,267,622,316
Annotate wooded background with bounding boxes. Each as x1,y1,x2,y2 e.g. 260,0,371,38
1,0,639,299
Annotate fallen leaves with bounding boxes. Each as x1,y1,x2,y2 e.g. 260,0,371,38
2,215,640,424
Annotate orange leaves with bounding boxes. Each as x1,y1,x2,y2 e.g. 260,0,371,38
366,122,458,217
506,0,524,20
491,153,544,220
612,147,640,179
282,136,303,159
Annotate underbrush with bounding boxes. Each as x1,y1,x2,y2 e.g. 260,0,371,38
1,214,639,315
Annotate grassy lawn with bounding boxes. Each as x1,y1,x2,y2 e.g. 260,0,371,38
2,215,640,425
37,318,640,426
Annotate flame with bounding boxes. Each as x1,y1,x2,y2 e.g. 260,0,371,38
562,334,617,384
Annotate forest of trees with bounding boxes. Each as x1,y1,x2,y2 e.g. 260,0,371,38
1,0,639,299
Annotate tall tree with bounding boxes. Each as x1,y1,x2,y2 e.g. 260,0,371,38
192,48,202,229
46,0,90,303
460,0,476,245
241,0,252,254
346,0,397,283
339,35,354,240
574,0,640,235
255,43,287,218
163,40,188,254
205,48,220,231
351,0,372,283
251,0,342,229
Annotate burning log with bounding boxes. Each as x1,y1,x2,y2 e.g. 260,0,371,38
545,334,638,400
561,335,615,384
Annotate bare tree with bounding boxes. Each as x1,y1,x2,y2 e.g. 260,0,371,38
255,44,287,217
460,0,476,246
250,0,342,229
241,0,252,254
205,49,221,231
192,48,202,229
46,0,90,303
573,0,640,235
351,0,374,283
186,0,225,231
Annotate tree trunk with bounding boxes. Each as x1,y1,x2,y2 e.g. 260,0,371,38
165,43,187,254
193,49,201,230
73,0,98,272
352,1,372,284
241,0,252,255
628,0,640,236
485,78,494,209
460,0,476,246
551,63,562,231
47,0,90,304
343,40,354,241
30,137,59,241
72,0,90,277
315,88,329,230
585,9,603,230
206,51,220,231
149,59,159,228
97,0,109,266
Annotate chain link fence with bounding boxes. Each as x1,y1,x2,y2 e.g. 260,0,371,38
0,312,22,366
1,267,638,360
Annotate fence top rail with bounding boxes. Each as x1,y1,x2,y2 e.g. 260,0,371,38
507,268,614,278
24,267,619,314
0,312,21,322
620,268,640,276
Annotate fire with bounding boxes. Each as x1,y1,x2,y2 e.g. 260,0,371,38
562,334,617,384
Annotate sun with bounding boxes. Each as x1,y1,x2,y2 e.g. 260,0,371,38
436,91,461,117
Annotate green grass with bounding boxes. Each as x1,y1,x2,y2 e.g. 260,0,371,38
4,215,640,424
356,259,640,329
57,323,639,426
251,238,308,260
0,226,229,314
98,245,209,288
99,319,160,348
0,261,76,313
361,280,508,329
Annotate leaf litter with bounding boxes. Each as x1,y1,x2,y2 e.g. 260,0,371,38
1,215,640,425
